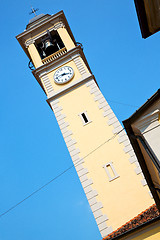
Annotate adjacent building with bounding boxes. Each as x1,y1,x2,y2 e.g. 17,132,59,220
123,89,160,211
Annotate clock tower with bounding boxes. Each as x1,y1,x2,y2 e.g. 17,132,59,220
16,11,154,238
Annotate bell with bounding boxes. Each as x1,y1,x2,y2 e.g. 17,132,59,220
44,39,55,56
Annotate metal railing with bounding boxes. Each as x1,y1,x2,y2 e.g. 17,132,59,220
42,47,67,64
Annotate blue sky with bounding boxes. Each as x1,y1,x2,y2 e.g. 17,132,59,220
0,1,160,240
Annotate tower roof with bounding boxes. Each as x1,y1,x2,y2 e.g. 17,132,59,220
29,14,45,23
26,13,51,29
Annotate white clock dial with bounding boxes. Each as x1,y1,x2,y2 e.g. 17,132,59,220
54,66,74,84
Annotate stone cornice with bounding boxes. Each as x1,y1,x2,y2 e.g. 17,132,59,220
25,21,65,48
133,109,160,133
123,89,160,127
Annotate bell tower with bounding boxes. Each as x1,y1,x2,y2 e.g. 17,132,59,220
16,11,154,238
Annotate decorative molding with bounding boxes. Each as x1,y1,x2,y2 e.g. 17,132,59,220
99,221,109,231
94,94,104,101
96,215,108,224
70,148,80,157
88,197,97,206
149,191,153,198
141,178,147,186
135,166,142,175
71,154,80,162
93,209,103,219
73,56,87,76
41,74,55,96
85,79,152,196
53,106,63,114
25,23,63,47
77,168,89,177
91,202,103,212
133,109,160,133
123,144,133,153
66,139,77,148
30,21,65,43
80,174,88,183
101,227,113,238
51,21,65,30
81,179,93,188
129,156,137,164
84,185,93,194
25,39,35,47
49,96,112,238
59,122,69,130
118,134,128,144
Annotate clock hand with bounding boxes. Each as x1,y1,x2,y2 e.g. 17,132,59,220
60,73,70,76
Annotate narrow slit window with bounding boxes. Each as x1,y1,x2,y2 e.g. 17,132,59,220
103,162,119,182
79,111,91,126
81,113,89,123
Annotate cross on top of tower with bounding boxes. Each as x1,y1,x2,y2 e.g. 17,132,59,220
29,7,39,16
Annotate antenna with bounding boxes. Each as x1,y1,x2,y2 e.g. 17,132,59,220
29,7,39,16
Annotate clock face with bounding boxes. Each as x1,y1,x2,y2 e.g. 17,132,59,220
54,66,74,84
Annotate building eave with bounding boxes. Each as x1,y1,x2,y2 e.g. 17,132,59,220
123,89,160,125
103,204,160,240
123,89,160,211
105,216,160,240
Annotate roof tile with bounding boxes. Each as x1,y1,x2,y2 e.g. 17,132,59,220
103,204,160,240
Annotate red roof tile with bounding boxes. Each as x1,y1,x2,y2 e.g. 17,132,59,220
103,204,160,240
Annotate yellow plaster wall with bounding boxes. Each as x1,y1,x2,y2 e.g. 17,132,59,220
57,27,75,50
127,223,160,240
27,43,42,68
133,230,160,240
56,83,154,231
